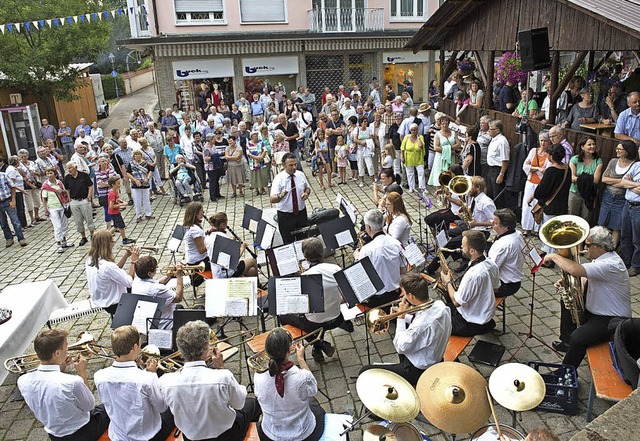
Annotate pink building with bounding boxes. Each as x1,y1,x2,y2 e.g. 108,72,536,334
121,0,442,110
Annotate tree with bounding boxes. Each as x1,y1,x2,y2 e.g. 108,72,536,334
0,0,122,116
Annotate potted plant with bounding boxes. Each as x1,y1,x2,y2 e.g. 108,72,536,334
457,58,476,77
495,52,528,85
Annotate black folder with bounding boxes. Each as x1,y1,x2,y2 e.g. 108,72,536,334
210,234,241,271
334,257,385,307
317,216,357,250
468,340,505,367
242,204,263,233
111,293,164,329
267,274,325,315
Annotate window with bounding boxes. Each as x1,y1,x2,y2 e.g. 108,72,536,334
239,0,286,23
174,0,224,24
390,0,426,21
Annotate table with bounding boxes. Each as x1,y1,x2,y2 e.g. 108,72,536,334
580,123,615,137
0,280,68,384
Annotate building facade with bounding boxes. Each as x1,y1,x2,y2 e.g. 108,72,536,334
121,0,441,111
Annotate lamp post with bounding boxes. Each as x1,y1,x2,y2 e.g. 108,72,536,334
108,52,119,98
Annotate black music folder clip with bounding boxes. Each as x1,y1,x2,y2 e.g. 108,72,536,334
210,234,241,271
317,216,357,251
267,274,324,315
111,293,165,332
242,204,263,233
334,256,385,308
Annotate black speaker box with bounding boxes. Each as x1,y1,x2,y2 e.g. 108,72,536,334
518,27,551,72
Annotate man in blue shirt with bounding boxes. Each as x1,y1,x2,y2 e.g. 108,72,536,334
614,92,640,146
73,118,91,139
619,159,640,276
0,165,26,247
40,119,57,146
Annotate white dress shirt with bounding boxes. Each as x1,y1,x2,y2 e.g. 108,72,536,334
95,361,167,441
70,152,90,174
270,170,310,213
85,258,133,307
387,215,411,246
180,135,195,161
131,278,177,329
486,133,510,167
254,366,318,441
454,258,499,325
359,233,405,294
159,361,247,440
469,192,496,228
488,230,525,284
304,263,342,323
394,300,452,369
74,135,94,148
184,225,208,264
584,251,631,317
18,365,94,437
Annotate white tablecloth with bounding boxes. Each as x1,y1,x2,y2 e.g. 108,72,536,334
0,280,68,384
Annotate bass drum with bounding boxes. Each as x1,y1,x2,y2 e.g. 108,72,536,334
381,420,431,441
471,425,525,440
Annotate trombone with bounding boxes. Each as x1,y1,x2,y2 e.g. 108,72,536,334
160,262,206,276
124,245,160,254
4,332,114,374
247,328,323,373
365,298,435,334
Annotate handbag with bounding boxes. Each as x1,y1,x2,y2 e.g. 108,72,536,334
63,205,72,219
531,167,568,224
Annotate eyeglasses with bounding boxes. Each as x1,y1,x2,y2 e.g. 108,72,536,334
584,242,597,248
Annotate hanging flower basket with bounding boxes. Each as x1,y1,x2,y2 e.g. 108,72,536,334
495,52,528,84
457,58,476,77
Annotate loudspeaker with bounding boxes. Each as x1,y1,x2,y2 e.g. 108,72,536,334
518,27,551,72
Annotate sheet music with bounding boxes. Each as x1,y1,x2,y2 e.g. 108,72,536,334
205,278,257,316
274,244,300,276
403,242,425,267
335,230,353,248
167,237,182,253
530,248,543,267
275,277,307,314
344,263,377,302
436,230,448,248
340,303,362,321
132,300,158,334
293,240,304,261
217,252,231,269
225,298,249,316
228,279,255,315
260,223,276,249
284,295,309,314
248,219,258,233
337,193,357,225
148,329,173,350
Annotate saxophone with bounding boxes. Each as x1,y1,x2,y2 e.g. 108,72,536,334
433,248,461,299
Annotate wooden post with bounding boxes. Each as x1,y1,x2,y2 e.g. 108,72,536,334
551,51,588,103
473,50,488,90
439,50,446,98
440,50,459,98
588,51,595,73
485,51,495,110
549,51,560,124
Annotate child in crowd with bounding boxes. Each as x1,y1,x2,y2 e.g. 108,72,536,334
381,143,395,177
108,175,135,245
336,135,349,185
455,90,470,119
347,135,359,182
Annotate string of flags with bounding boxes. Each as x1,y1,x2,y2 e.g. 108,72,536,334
0,5,147,35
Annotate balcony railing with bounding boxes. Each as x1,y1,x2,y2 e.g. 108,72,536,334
308,8,384,33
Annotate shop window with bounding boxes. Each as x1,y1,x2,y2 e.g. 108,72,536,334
239,0,286,23
174,0,224,24
390,0,425,21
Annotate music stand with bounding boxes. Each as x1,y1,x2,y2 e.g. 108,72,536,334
336,193,358,226
317,216,357,268
267,274,325,315
210,234,241,274
172,309,206,350
265,240,305,277
242,204,263,235
167,225,187,265
205,278,258,335
111,294,164,334
255,218,278,252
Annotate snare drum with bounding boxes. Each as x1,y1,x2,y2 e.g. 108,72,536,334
380,420,431,441
470,425,525,441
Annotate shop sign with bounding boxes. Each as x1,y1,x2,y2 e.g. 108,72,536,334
172,59,234,80
242,56,299,77
382,51,429,64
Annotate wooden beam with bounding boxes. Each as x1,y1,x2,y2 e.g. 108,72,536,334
551,51,588,103
485,51,495,110
473,50,488,89
549,51,560,124
588,51,595,73
442,50,460,91
439,50,447,97
593,51,614,73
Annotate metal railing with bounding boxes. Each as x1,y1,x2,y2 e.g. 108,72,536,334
308,8,384,33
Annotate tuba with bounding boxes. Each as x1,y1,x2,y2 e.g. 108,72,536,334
539,215,590,326
433,170,455,209
448,176,473,227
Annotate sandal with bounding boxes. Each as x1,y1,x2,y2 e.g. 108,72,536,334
320,185,326,191
231,193,237,198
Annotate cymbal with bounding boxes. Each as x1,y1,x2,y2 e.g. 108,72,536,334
416,362,490,434
363,425,397,441
356,369,420,423
488,363,546,412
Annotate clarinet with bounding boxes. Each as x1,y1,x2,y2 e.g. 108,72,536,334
227,226,258,259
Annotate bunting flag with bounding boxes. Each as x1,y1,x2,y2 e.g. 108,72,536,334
7,23,13,33
0,25,4,35
39,20,44,28
25,22,30,31
14,23,20,33
72,16,78,24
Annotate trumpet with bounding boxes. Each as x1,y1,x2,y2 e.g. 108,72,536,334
124,245,160,254
143,328,257,372
365,298,435,334
160,262,206,276
247,328,323,373
4,332,114,374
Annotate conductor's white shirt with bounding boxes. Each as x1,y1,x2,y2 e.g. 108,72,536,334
95,361,167,441
270,170,310,213
454,257,499,325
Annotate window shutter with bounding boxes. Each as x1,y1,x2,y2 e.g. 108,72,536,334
174,0,223,13
240,0,286,22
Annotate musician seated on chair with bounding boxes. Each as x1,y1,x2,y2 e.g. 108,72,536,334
132,256,184,330
488,208,525,298
94,325,175,441
424,164,464,234
17,329,110,441
359,273,452,386
440,230,499,336
425,176,496,275
182,201,210,287
279,237,352,363
357,209,407,308
254,327,326,441
542,227,631,367
158,320,262,441
205,211,258,278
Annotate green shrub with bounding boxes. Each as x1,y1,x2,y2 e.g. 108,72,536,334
101,74,126,100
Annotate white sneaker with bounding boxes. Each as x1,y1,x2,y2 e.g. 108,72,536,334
56,245,64,254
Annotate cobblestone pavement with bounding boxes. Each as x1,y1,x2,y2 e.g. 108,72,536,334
1,92,638,440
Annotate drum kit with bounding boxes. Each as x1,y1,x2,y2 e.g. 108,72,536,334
349,362,547,441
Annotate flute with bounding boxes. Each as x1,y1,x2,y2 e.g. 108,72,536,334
227,225,258,259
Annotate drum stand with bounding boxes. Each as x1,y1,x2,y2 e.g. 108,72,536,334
339,409,372,437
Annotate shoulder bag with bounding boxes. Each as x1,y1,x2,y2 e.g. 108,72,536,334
531,167,568,224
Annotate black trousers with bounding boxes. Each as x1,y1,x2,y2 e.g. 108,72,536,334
49,405,110,441
444,296,495,337
359,354,426,387
195,162,206,189
149,409,176,441
495,281,521,298
425,225,467,274
563,312,617,368
277,208,308,245
485,165,505,207
279,313,345,350
257,397,325,441
362,289,401,309
16,192,28,227
182,398,261,441
424,209,459,231
207,169,223,200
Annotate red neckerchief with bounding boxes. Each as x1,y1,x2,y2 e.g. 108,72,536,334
275,361,294,398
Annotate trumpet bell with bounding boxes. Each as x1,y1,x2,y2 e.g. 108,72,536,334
438,170,455,187
539,215,590,250
365,308,389,334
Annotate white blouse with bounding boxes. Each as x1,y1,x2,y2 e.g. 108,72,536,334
387,214,411,246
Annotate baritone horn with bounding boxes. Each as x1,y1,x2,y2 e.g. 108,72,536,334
247,328,323,373
433,170,455,209
539,215,590,326
160,262,206,276
448,175,473,226
4,332,114,374
366,298,435,334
